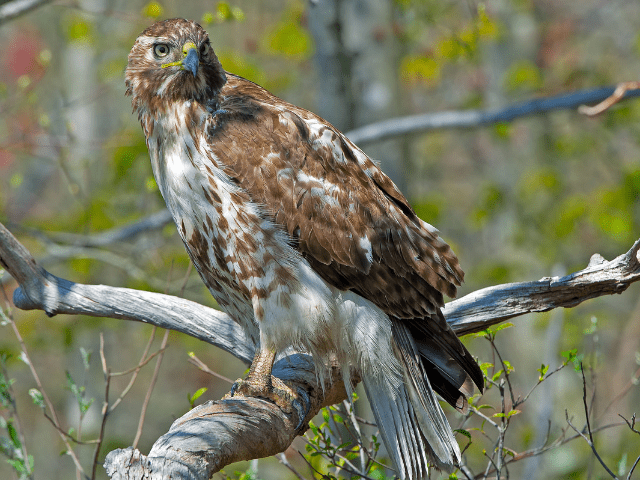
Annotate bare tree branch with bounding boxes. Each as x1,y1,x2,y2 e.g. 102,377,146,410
0,0,52,25
345,86,640,146
443,244,640,336
2,221,640,479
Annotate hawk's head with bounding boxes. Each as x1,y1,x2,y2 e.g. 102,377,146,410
125,18,227,114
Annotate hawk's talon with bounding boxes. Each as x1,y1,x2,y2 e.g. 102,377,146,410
228,380,240,397
225,375,303,420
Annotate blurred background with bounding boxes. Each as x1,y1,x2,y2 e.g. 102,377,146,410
0,0,639,478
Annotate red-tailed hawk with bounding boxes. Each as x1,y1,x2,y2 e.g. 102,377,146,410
126,18,483,478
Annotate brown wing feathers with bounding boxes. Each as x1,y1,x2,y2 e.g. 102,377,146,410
212,78,463,318
212,74,483,399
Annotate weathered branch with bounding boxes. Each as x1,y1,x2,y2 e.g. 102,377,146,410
345,86,640,146
2,221,640,479
444,244,640,335
0,0,52,25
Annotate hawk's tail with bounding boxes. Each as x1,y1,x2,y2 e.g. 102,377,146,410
362,317,483,478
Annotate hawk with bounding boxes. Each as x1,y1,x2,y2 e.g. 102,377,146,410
126,18,483,478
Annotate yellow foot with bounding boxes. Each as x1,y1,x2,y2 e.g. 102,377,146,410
226,375,299,414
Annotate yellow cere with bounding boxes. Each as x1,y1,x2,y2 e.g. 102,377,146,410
161,42,198,69
182,42,197,54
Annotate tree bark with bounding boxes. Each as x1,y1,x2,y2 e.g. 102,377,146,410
1,221,639,479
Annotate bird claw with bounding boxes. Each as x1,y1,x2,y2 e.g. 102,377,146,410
226,375,310,430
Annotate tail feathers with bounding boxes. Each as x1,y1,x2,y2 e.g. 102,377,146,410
392,321,462,470
363,375,432,479
405,312,484,414
362,324,463,479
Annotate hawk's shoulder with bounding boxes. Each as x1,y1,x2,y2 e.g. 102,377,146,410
206,73,464,318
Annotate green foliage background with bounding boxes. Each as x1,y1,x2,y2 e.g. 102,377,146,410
0,0,639,478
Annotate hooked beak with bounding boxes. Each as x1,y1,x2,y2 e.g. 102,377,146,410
182,42,200,78
182,45,199,77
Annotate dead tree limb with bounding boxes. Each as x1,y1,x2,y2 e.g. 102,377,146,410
0,0,52,25
1,221,640,479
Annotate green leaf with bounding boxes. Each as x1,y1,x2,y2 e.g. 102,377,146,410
561,348,577,362
189,387,208,407
454,428,472,440
506,409,521,419
503,360,514,373
29,388,45,409
80,347,91,370
537,364,549,381
308,420,318,436
142,1,163,18
504,60,542,92
492,369,504,381
7,421,20,450
401,55,440,85
472,329,492,339
66,16,94,44
479,362,493,376
267,20,313,59
618,452,628,477
495,322,514,332
583,316,598,335
321,409,330,422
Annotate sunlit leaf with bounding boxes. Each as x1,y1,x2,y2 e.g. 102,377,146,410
142,1,163,18
401,55,440,85
504,60,542,92
266,20,313,59
29,388,45,409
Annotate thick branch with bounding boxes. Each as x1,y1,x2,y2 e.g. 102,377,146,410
105,355,349,480
345,86,640,146
2,221,640,479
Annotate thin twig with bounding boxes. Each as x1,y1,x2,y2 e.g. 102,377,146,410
91,334,110,480
5,310,88,478
496,379,506,479
628,454,640,480
567,364,618,479
110,344,166,377
187,353,234,384
40,412,98,445
132,329,170,449
600,367,640,419
619,413,639,435
477,420,626,479
342,399,367,473
578,81,640,116
515,362,568,407
276,452,308,480
108,328,158,412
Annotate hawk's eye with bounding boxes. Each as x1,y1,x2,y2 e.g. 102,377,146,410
154,44,170,58
200,42,210,56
